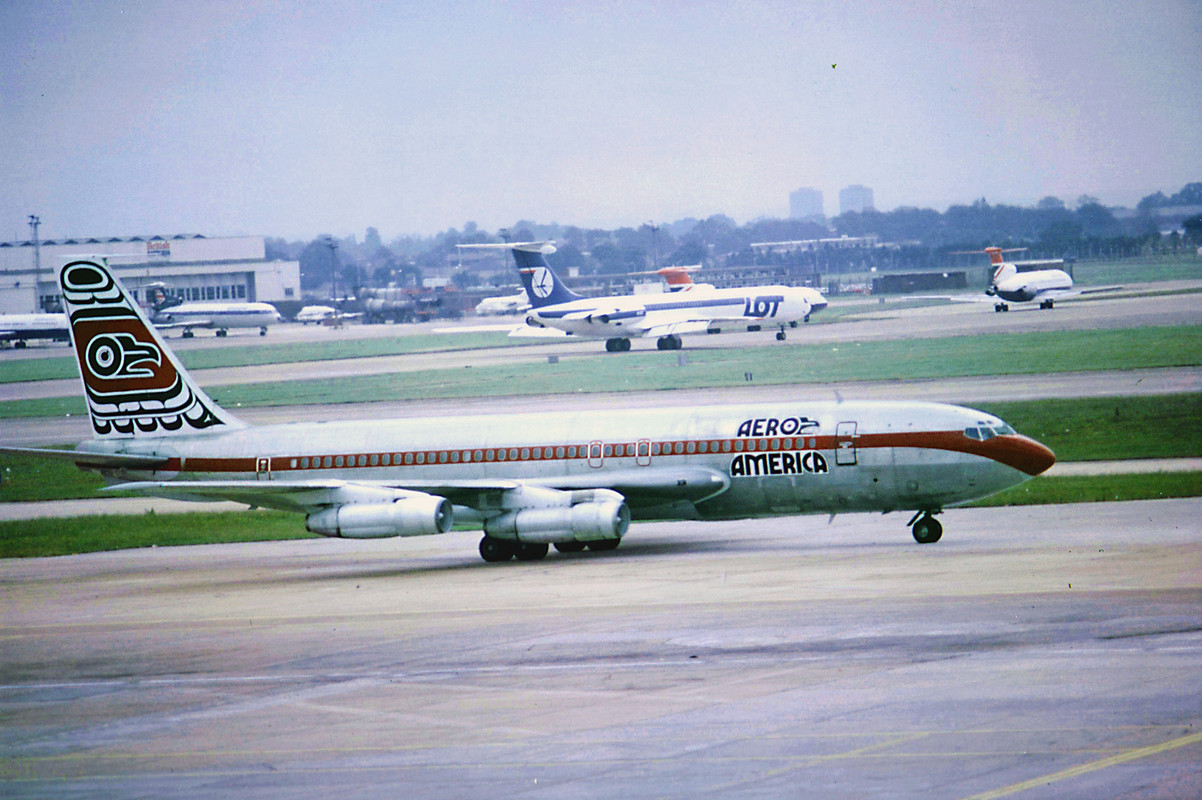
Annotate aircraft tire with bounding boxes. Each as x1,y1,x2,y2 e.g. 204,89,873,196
606,338,630,353
775,330,786,341
912,516,943,544
586,538,621,552
515,542,549,561
657,335,682,350
479,536,516,563
554,541,587,553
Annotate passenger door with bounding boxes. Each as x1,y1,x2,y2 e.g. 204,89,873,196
835,422,857,466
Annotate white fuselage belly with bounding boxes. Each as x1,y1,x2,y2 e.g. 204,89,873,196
530,286,819,337
91,401,1042,519
157,304,279,329
0,313,70,342
994,270,1073,303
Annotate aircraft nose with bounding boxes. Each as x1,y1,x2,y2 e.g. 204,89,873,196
989,435,1056,476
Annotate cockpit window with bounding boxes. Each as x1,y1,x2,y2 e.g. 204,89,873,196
965,423,1017,441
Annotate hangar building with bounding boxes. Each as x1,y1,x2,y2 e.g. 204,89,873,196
0,234,300,313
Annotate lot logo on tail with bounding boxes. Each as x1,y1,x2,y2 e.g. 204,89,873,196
61,260,228,437
530,267,554,299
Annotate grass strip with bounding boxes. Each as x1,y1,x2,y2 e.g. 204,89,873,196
0,509,313,559
0,331,514,384
3,326,1198,418
967,471,1202,507
976,394,1202,462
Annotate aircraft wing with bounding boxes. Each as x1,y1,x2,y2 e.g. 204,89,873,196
507,325,570,338
154,318,213,329
105,467,730,516
639,319,716,337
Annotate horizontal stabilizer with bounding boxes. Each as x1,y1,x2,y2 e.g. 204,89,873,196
457,241,558,255
0,446,170,470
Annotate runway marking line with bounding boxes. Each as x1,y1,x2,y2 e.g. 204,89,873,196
960,730,1202,800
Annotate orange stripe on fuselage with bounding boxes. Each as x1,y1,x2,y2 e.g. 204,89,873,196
157,431,1053,477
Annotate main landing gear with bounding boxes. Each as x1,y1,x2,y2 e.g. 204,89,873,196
605,337,632,352
1039,299,1055,309
993,302,1009,312
656,334,682,350
907,511,943,544
478,535,620,562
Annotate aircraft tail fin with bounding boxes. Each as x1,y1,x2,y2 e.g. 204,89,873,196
59,258,246,440
510,244,584,308
992,263,1018,285
657,267,694,291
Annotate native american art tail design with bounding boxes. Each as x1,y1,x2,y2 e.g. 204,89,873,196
59,259,245,438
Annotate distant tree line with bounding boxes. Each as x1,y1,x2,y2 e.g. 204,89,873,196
264,182,1202,293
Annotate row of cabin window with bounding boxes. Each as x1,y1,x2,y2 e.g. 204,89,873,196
284,437,823,470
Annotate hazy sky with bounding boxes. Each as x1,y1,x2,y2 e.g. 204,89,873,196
3,0,1200,242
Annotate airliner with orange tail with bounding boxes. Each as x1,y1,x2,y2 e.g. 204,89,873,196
2,258,1055,562
959,247,1118,312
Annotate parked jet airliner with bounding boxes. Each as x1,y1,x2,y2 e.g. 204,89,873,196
465,243,828,351
4,258,1055,562
0,312,69,348
150,292,282,337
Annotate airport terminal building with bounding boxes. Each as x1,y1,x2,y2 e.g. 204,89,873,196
0,234,300,313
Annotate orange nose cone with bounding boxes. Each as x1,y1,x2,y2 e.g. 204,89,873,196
994,435,1057,476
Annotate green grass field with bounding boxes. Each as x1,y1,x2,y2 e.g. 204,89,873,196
0,510,311,558
3,325,1198,418
0,330,514,384
967,471,1202,507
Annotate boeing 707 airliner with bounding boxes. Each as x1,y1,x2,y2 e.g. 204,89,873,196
3,258,1055,562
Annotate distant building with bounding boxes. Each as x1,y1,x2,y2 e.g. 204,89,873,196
839,185,875,215
789,187,825,222
0,233,300,314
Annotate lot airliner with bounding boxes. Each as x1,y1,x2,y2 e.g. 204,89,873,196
467,242,827,351
3,258,1056,562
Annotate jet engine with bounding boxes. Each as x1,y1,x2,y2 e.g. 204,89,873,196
483,487,630,544
306,494,453,538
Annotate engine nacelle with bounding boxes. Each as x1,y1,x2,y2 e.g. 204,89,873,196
484,499,630,544
306,495,453,539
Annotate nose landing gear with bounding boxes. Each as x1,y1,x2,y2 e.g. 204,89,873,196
907,510,943,544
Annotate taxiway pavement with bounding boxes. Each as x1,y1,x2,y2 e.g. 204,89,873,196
2,499,1199,798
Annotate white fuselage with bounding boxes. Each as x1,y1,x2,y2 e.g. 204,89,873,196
527,285,826,338
154,302,281,330
991,268,1073,304
87,400,1051,520
296,305,337,323
0,312,70,343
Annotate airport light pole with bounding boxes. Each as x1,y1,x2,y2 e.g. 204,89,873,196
28,215,42,311
325,237,339,303
644,222,660,270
